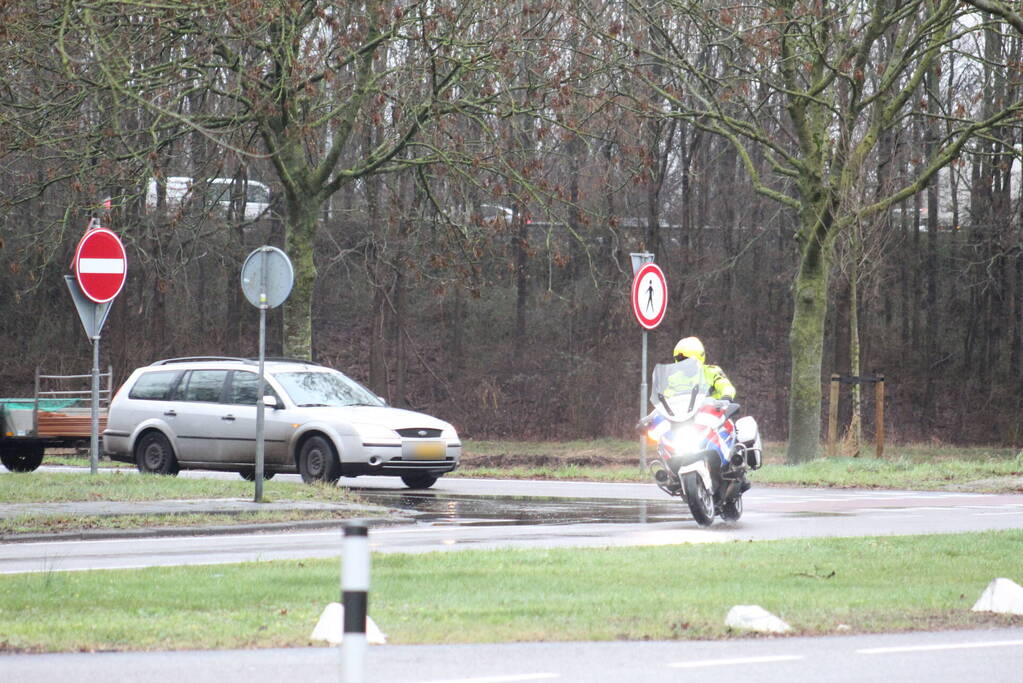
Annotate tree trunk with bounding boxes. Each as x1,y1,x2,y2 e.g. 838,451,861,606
282,201,318,360
786,212,831,464
847,229,862,456
513,209,528,362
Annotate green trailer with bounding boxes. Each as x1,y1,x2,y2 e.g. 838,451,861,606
0,368,112,472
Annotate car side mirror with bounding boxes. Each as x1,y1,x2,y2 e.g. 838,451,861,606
262,395,279,409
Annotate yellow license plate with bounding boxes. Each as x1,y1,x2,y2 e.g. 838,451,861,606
408,442,446,460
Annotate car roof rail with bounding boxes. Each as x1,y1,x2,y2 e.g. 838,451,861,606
149,356,253,366
257,357,323,366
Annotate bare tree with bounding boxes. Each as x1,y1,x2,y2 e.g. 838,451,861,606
59,1,526,359
609,0,1023,461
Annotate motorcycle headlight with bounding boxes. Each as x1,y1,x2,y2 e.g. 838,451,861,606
668,425,705,455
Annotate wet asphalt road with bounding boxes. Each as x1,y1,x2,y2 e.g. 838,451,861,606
6,629,1023,683
2,474,1023,573
3,470,1023,682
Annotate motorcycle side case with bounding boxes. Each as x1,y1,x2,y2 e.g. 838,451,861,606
735,416,762,470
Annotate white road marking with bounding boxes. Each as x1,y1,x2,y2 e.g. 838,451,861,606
858,639,1023,654
419,674,559,683
668,654,804,668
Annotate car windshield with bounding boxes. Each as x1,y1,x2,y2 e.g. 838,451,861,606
272,370,383,408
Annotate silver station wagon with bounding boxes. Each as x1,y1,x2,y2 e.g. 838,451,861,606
103,357,461,488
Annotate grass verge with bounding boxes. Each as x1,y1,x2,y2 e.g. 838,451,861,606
1,531,1020,652
0,471,348,504
0,510,358,536
41,440,1023,492
0,471,371,536
456,440,1023,492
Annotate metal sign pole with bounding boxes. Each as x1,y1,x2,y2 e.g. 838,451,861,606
241,245,294,504
89,219,101,476
90,328,100,475
640,330,648,470
630,252,656,473
255,248,269,503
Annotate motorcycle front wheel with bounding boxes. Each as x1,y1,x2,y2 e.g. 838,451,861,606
719,494,743,522
682,473,715,526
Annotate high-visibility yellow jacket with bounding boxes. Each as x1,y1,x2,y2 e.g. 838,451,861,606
703,362,736,400
662,359,736,401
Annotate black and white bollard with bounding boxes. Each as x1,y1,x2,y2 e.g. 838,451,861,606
341,521,370,683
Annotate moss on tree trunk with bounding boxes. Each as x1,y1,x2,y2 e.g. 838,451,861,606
786,213,831,464
283,203,318,361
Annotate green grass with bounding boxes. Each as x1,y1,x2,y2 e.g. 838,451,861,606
0,510,356,536
455,440,1023,492
753,455,1023,491
0,470,348,504
0,471,370,535
43,453,133,468
39,440,1023,492
1,531,1020,652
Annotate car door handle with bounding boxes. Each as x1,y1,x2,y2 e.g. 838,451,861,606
221,415,236,421
163,410,177,417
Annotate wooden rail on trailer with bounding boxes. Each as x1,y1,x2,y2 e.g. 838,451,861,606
32,367,113,438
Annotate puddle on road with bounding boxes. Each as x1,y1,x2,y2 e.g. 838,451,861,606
351,490,691,526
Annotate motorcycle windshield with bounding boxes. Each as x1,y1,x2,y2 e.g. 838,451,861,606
650,358,709,420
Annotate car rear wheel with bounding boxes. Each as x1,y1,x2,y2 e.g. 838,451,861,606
135,431,180,476
401,473,438,489
298,435,342,484
0,443,45,472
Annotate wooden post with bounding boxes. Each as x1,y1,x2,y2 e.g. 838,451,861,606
828,374,840,458
33,366,40,437
875,375,885,459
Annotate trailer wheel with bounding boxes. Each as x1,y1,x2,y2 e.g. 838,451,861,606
0,443,44,472
135,431,180,476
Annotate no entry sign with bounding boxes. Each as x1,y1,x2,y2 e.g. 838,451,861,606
631,262,667,329
73,228,127,303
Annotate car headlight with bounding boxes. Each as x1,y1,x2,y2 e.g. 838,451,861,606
351,423,398,441
441,425,459,441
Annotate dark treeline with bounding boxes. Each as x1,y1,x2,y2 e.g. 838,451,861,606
0,2,1020,455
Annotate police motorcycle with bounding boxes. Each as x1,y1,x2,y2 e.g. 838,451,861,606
638,358,762,526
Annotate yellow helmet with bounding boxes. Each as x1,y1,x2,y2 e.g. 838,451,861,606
673,336,705,363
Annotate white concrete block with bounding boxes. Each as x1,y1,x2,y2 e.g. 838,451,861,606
971,578,1023,615
725,604,792,634
310,602,388,645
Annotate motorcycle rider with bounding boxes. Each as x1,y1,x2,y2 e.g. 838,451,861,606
672,336,750,492
672,336,735,401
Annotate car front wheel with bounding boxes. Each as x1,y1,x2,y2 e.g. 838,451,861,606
298,435,342,484
401,473,438,489
135,431,180,476
239,468,276,481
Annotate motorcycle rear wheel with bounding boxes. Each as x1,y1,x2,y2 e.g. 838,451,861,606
682,473,715,526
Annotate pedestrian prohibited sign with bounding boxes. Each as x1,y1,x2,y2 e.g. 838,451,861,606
631,262,667,329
